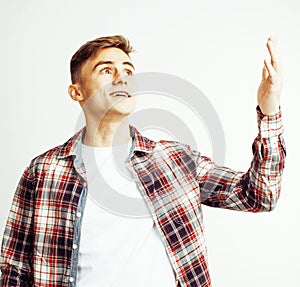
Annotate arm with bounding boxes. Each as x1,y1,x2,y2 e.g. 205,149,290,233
0,165,35,286
196,37,286,212
197,106,286,212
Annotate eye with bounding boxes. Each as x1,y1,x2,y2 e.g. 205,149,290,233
100,67,112,74
125,70,133,76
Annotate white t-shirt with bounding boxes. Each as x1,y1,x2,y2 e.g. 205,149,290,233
77,142,176,287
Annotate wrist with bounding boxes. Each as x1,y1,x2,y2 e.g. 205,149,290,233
258,105,280,116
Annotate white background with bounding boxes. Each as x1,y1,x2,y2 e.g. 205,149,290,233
0,0,299,286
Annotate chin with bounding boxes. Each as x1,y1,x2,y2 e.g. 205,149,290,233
114,100,136,115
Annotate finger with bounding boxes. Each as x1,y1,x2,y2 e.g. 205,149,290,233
262,65,268,80
264,58,276,81
268,35,278,45
266,37,280,72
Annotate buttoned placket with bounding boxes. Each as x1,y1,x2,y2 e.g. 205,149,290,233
68,185,87,286
68,136,89,286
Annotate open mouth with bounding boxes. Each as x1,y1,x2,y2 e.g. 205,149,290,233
109,91,132,98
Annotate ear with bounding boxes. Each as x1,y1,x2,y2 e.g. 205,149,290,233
68,84,84,102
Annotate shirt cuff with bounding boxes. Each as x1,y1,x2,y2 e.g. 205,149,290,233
256,105,284,139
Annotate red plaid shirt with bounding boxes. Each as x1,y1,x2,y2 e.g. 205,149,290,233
0,107,286,287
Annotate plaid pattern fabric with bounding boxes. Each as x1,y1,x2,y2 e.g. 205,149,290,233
0,107,286,287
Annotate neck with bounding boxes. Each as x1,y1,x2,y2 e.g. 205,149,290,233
83,117,131,147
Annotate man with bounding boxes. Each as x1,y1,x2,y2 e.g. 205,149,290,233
0,35,286,286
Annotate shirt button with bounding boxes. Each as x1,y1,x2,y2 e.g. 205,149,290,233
73,244,78,250
69,277,74,282
76,212,81,218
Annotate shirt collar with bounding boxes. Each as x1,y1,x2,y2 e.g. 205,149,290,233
129,125,156,153
57,125,156,160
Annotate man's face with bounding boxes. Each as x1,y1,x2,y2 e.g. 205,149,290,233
77,47,136,121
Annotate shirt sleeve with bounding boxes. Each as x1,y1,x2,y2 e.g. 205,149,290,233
0,165,35,286
195,106,286,212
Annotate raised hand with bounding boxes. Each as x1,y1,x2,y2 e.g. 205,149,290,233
257,36,283,115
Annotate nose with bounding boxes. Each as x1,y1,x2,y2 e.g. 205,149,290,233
112,72,127,86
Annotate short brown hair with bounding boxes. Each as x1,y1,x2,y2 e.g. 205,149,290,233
70,35,134,84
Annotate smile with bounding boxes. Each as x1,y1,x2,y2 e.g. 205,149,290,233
109,91,132,98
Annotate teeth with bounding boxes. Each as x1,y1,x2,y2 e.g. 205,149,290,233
110,92,131,98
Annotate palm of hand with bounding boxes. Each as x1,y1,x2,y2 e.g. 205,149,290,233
257,37,283,116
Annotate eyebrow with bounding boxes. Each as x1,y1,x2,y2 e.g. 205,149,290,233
93,60,135,71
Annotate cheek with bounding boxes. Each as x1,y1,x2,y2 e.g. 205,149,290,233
82,80,105,98
81,73,116,99
90,77,115,97
98,77,114,91
127,77,137,91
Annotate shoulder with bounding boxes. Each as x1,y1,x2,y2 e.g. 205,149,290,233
132,125,197,155
30,144,62,167
26,128,84,175
155,139,192,152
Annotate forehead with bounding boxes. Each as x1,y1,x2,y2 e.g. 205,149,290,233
95,48,130,60
92,47,131,65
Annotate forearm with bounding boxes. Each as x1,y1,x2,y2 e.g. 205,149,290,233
0,166,35,286
198,106,286,211
246,106,286,211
